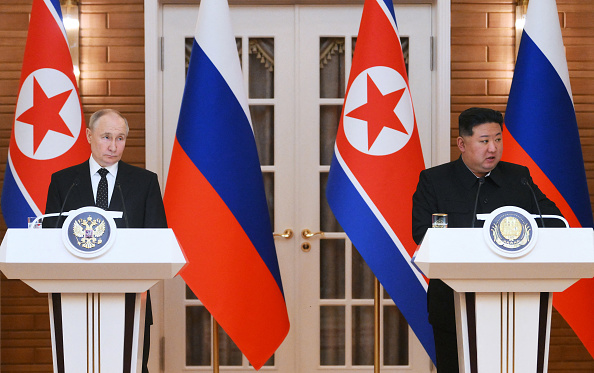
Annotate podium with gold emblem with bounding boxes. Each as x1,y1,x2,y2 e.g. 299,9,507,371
0,207,186,373
413,206,594,373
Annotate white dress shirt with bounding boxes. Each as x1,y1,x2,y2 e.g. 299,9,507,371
89,156,119,206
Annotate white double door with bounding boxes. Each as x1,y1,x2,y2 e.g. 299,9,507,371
160,4,433,373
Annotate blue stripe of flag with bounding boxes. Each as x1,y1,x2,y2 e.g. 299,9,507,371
505,32,593,228
1,164,35,228
326,154,436,362
380,0,397,26
49,0,63,19
175,40,284,294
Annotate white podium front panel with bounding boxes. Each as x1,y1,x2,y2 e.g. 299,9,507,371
49,292,146,373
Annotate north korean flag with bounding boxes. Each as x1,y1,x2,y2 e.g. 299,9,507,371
2,0,89,228
326,0,435,363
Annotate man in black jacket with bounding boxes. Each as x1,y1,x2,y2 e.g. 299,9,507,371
45,109,166,229
412,107,562,372
45,108,166,373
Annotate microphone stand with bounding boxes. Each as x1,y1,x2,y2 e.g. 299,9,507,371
472,177,485,228
55,179,79,228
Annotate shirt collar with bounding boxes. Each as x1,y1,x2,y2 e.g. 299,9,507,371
89,156,119,178
455,156,499,189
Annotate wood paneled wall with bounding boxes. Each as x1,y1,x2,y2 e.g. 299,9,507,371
0,1,51,370
79,0,146,168
0,0,593,371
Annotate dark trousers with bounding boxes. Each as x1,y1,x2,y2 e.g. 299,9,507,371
433,327,459,373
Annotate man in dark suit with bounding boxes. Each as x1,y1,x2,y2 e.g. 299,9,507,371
412,107,562,372
44,108,167,373
45,109,166,229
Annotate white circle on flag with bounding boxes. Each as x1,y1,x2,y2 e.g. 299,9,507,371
343,66,415,156
14,68,82,160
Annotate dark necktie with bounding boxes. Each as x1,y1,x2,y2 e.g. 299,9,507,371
97,168,109,209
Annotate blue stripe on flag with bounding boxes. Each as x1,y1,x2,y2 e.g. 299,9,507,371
505,32,593,227
1,165,35,228
326,154,436,361
175,40,283,292
49,0,63,19
380,0,397,26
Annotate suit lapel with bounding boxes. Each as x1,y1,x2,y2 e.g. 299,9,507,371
75,161,96,208
109,161,129,211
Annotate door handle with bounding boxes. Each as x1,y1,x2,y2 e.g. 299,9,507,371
301,229,325,239
273,229,294,239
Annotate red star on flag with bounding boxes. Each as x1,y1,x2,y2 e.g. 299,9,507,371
17,77,74,154
346,74,407,150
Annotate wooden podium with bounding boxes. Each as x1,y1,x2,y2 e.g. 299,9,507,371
0,207,186,373
413,206,594,373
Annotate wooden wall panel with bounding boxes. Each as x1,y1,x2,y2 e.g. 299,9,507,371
80,0,145,169
0,1,39,369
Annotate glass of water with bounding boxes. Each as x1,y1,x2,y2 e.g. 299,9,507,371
432,213,448,228
27,216,42,229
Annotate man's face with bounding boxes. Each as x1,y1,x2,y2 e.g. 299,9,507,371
86,113,128,167
457,121,503,177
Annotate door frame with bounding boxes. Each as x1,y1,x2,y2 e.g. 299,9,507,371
143,1,451,371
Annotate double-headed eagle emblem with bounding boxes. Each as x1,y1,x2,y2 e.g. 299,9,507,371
72,216,106,249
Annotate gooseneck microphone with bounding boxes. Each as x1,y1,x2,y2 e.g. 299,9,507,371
116,182,130,228
55,178,79,228
471,177,485,228
522,177,545,227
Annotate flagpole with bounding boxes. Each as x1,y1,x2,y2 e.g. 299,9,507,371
213,319,220,373
374,277,381,373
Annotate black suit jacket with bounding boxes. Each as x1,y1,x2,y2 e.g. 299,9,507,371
44,160,167,229
412,157,562,331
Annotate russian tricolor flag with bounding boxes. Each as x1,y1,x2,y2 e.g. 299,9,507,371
1,0,89,228
502,0,594,358
326,0,435,363
163,0,289,369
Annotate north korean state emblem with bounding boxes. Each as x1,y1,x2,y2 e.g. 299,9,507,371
483,206,538,258
491,213,531,250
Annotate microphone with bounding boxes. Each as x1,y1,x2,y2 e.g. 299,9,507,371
471,177,485,228
116,182,129,228
522,177,545,227
55,178,79,228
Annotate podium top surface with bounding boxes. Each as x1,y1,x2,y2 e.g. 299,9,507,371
0,228,187,282
413,227,594,292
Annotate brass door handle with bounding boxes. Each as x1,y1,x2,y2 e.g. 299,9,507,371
301,229,325,239
273,229,294,239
